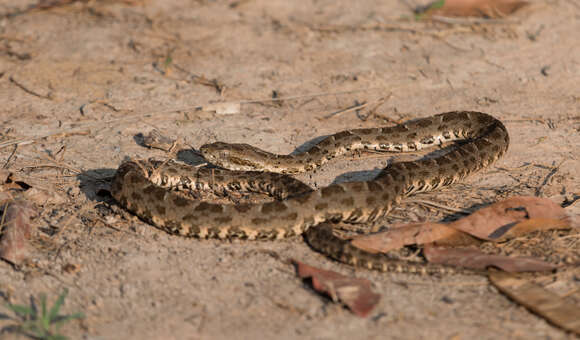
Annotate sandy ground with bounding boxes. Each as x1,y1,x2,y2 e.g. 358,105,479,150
0,0,579,339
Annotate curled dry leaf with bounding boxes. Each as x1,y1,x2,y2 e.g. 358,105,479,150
490,271,580,334
351,196,573,254
0,201,34,265
420,0,529,18
423,245,557,272
448,196,573,241
292,259,381,317
351,222,479,253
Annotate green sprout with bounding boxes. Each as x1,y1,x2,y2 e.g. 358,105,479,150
1,288,84,340
414,0,446,20
164,54,173,68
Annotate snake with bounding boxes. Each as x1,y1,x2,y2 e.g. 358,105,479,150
111,111,510,274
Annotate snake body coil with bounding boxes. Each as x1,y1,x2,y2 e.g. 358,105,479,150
111,111,509,273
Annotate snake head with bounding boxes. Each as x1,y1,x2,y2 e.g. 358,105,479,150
199,142,232,164
200,142,268,171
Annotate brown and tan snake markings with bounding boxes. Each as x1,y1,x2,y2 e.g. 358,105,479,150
111,111,510,274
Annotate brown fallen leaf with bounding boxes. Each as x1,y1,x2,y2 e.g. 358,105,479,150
490,271,580,334
351,196,574,254
423,245,557,272
450,196,572,241
292,259,381,317
351,221,479,253
419,0,528,18
0,201,34,265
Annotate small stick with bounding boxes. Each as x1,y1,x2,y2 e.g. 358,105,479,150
9,76,51,100
322,101,369,120
504,118,547,124
3,145,17,169
535,160,567,196
20,164,81,174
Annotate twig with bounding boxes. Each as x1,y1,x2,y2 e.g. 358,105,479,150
535,160,567,196
3,145,18,169
80,101,121,116
20,164,82,174
322,101,369,120
357,95,391,121
504,118,547,124
496,163,535,172
497,162,554,172
9,76,52,100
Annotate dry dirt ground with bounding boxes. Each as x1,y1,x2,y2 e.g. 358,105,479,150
0,0,579,339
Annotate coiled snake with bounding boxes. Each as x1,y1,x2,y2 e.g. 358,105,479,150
111,111,510,274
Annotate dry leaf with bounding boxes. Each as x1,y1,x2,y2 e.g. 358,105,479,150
0,201,34,265
292,259,381,317
351,222,478,253
421,0,528,18
351,196,573,254
490,272,580,334
423,245,557,272
448,196,572,242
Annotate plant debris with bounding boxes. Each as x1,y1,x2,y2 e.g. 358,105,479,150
489,271,580,335
292,259,381,317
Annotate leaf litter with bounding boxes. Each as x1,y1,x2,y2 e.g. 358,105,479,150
350,196,576,272
293,196,579,324
292,259,381,318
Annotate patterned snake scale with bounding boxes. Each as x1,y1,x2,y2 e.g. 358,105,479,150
111,111,510,274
